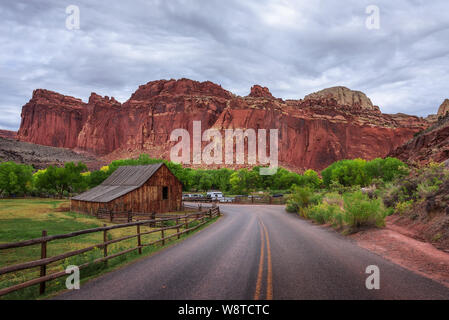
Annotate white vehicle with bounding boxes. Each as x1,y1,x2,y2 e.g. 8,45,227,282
206,191,224,200
219,197,234,203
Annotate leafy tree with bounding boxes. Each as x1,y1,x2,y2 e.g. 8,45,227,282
0,162,33,196
302,169,322,189
198,172,213,191
34,162,88,196
365,157,408,182
86,170,109,188
229,169,249,194
322,159,370,187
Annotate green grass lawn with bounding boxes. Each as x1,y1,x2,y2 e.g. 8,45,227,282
0,198,218,300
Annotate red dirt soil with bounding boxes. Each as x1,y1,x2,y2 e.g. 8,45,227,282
350,216,449,288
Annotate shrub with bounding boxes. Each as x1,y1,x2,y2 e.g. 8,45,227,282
286,185,321,217
417,182,440,199
308,203,332,224
394,200,413,215
343,191,386,229
322,192,344,207
308,202,344,226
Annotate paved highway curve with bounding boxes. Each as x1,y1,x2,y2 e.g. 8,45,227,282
56,205,449,300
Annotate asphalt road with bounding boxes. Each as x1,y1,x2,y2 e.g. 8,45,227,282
56,205,449,300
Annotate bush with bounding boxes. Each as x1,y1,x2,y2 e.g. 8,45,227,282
308,203,331,224
343,191,386,229
286,185,321,217
394,200,413,215
417,181,440,199
307,202,343,226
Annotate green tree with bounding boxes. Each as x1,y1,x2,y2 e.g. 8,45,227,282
322,159,370,187
365,157,408,182
0,162,33,196
34,162,88,196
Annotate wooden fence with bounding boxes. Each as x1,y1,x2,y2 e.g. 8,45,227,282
0,206,220,298
186,196,286,205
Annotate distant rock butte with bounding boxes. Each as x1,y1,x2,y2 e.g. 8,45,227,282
17,79,431,171
437,99,449,117
304,86,379,112
248,85,274,99
0,130,17,140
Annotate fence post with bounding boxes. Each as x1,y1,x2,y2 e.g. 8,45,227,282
137,224,142,255
209,209,212,219
176,218,180,239
151,212,156,227
185,217,189,231
39,230,47,295
161,228,165,246
103,224,108,266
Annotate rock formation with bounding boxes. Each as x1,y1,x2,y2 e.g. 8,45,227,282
0,130,17,140
437,99,449,117
17,79,430,171
304,86,379,111
389,115,449,166
248,85,274,99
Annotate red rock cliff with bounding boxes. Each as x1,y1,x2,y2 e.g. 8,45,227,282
390,101,449,166
17,89,89,148
0,130,17,140
16,79,430,171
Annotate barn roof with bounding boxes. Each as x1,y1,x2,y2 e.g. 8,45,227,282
72,163,164,203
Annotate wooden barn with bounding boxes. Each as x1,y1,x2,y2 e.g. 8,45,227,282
71,163,182,215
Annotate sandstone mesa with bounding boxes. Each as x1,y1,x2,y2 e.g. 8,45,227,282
16,78,434,171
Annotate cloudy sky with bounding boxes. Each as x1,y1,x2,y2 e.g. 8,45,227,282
1,0,448,130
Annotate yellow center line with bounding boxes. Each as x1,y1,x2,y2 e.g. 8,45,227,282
260,220,273,300
253,220,265,300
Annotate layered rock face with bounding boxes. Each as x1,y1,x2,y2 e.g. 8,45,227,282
17,79,430,171
17,89,89,148
389,115,449,165
0,130,17,140
438,99,449,117
389,99,449,166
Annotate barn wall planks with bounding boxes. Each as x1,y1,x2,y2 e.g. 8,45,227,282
71,164,182,215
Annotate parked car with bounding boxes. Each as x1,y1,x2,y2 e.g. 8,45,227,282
182,193,205,201
207,191,224,201
272,193,284,198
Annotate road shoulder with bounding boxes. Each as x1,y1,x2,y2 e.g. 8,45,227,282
348,220,449,288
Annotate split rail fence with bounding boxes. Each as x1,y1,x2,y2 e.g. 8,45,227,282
0,205,220,297
186,196,286,205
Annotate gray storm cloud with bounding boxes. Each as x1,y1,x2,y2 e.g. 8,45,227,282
1,0,448,130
